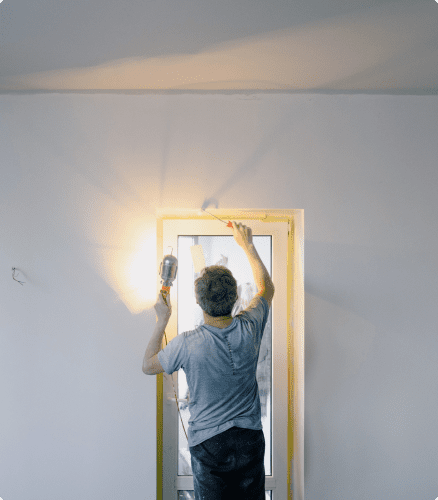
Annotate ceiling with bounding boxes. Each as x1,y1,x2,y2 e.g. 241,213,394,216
0,0,437,93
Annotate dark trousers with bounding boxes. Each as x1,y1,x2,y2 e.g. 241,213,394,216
189,426,265,500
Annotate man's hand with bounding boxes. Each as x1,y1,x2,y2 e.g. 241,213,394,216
154,290,172,323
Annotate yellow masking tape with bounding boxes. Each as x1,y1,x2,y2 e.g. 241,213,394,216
190,245,206,274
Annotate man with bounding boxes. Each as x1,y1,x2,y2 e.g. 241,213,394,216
143,222,275,500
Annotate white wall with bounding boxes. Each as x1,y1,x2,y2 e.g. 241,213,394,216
1,93,437,500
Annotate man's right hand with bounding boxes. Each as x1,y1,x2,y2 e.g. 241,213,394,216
231,222,253,249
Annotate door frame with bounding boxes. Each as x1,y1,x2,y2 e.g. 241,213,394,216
155,208,304,500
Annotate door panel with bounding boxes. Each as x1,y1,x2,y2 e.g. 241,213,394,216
160,218,290,500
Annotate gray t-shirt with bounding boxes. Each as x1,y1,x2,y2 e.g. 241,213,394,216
158,294,270,448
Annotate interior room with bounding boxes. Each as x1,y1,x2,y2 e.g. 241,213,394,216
1,0,437,499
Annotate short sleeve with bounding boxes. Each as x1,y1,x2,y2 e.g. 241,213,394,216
236,294,270,345
157,334,186,375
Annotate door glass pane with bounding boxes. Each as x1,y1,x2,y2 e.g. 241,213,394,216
178,491,272,499
176,235,272,477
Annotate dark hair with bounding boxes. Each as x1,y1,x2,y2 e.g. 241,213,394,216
195,265,238,317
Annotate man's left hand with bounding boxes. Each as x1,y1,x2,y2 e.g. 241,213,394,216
154,291,172,322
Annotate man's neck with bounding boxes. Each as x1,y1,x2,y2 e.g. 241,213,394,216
204,315,233,327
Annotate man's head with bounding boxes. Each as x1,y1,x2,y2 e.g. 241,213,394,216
195,265,238,317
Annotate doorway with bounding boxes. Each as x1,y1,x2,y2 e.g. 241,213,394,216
155,209,304,500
